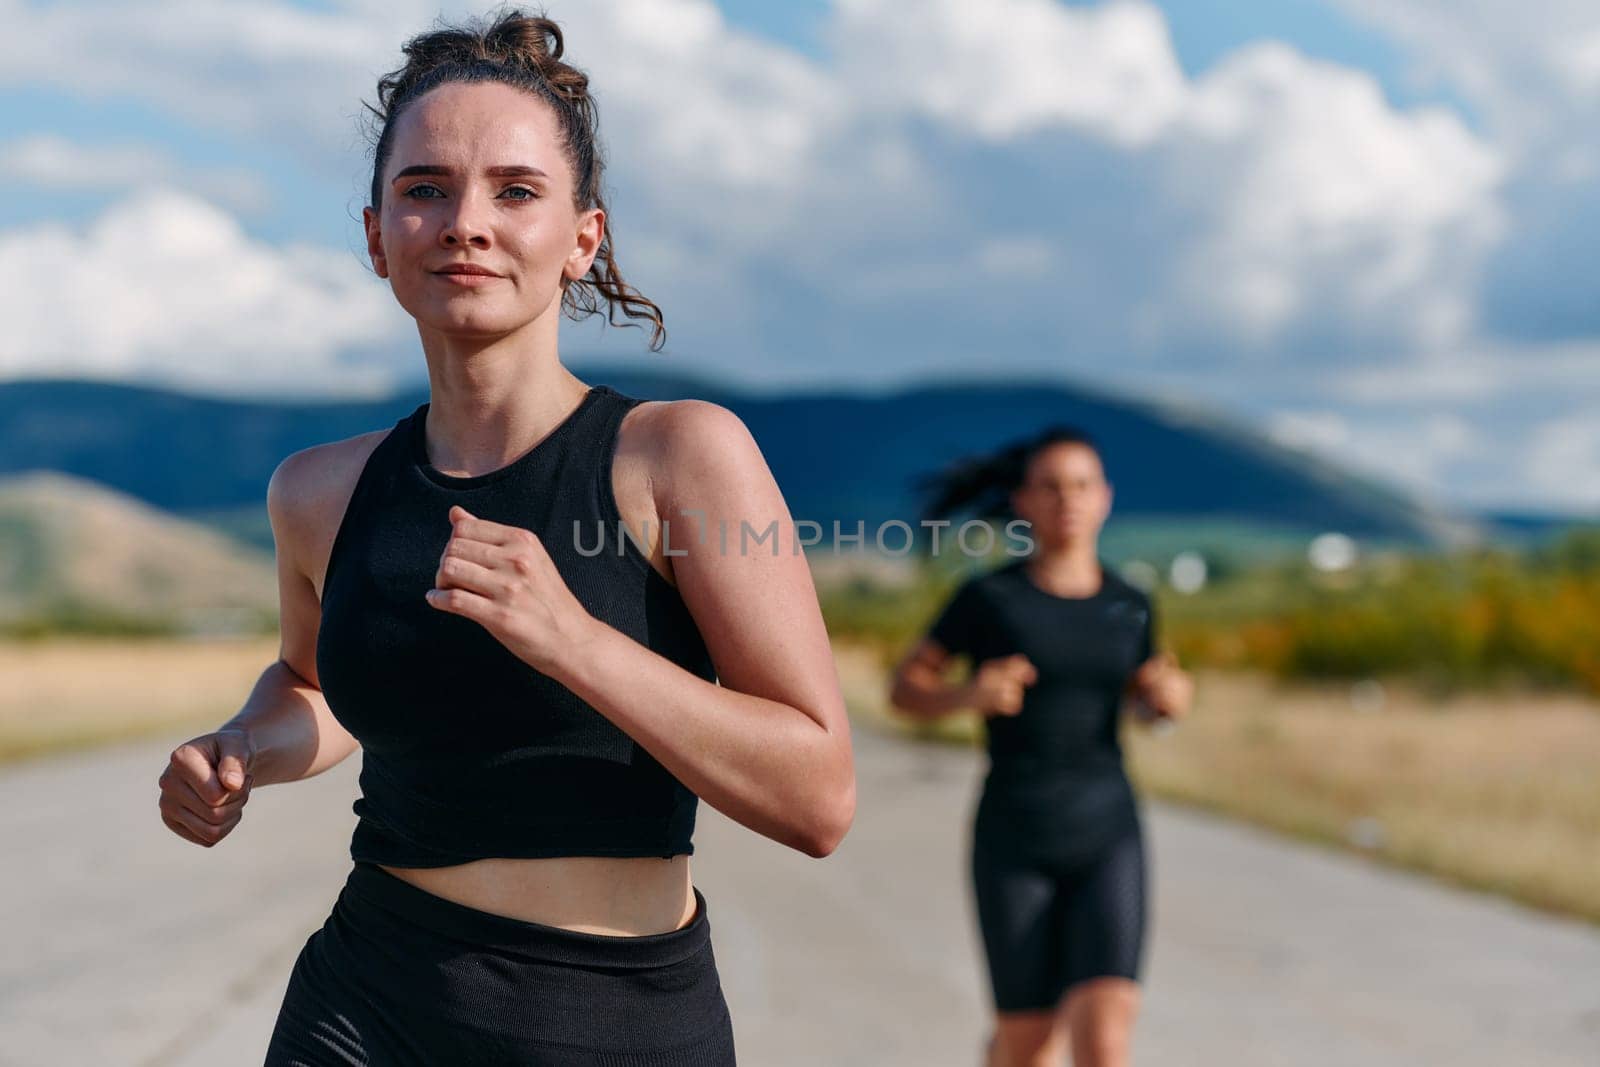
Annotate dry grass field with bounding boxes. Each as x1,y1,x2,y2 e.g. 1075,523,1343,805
0,635,280,762
835,642,1600,926
1122,671,1600,923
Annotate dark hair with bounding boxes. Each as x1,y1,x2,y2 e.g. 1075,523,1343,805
914,424,1103,526
361,6,665,350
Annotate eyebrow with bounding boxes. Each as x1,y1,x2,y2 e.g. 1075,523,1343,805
391,164,549,183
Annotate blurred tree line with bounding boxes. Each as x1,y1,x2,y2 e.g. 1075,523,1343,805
821,528,1600,698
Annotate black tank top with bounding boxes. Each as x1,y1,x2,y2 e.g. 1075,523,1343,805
926,559,1154,865
314,384,718,866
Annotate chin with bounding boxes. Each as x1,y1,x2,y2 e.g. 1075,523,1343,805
418,304,524,336
1053,527,1097,549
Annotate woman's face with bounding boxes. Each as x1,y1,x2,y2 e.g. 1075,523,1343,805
363,80,602,339
1010,442,1113,551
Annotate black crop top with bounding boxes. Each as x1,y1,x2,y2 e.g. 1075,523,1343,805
314,384,719,866
926,559,1155,865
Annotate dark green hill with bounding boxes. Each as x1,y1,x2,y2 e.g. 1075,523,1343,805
0,368,1477,555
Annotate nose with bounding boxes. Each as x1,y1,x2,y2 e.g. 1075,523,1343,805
439,188,491,249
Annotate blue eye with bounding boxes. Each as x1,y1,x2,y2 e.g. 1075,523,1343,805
401,184,538,201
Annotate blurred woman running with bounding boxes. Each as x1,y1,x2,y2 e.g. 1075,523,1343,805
889,425,1192,1067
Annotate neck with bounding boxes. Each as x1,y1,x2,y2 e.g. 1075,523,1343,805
1023,541,1101,596
415,312,587,476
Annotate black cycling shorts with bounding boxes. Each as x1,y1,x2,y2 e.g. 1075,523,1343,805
969,822,1147,1013
264,861,736,1066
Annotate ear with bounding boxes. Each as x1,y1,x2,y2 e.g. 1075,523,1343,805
363,205,388,279
565,207,604,282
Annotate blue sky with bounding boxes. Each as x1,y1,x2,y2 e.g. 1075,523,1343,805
2,0,1597,514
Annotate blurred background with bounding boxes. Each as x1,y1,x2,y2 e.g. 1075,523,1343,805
2,1,1598,1065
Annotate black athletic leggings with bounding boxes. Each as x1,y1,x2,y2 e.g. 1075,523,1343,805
264,861,737,1066
970,822,1147,1014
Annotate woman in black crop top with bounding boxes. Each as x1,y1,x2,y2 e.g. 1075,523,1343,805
153,11,854,1065
888,426,1193,1067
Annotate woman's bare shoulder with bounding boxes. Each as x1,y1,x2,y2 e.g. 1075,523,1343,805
618,397,760,481
611,397,762,582
267,426,395,593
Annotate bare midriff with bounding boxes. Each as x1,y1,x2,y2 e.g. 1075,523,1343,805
376,854,698,935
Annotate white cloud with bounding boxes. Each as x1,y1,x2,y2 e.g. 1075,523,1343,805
1270,408,1485,503
0,0,841,200
0,187,406,395
0,134,274,214
0,0,390,175
1329,0,1600,352
4,136,171,187
1264,386,1600,513
1525,413,1600,509
0,0,1509,362
564,0,845,197
976,237,1058,277
1555,27,1600,95
824,2,1507,355
832,0,1188,146
1268,410,1352,453
1329,339,1600,404
1331,1,1600,135
1165,42,1504,350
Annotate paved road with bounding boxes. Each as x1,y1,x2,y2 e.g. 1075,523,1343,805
3,723,1599,1066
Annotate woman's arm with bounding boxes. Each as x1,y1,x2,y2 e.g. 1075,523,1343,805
564,401,854,857
158,449,363,845
1123,650,1194,725
225,448,362,787
427,401,855,858
888,640,978,720
889,643,1034,721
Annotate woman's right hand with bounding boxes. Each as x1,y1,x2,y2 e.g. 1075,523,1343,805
967,654,1038,717
157,727,258,847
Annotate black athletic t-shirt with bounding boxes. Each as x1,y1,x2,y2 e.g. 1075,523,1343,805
926,558,1155,865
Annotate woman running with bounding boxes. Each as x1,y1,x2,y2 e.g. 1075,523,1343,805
153,10,854,1064
888,425,1192,1067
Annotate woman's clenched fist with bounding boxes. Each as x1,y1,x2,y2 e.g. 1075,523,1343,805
158,727,256,847
968,654,1039,717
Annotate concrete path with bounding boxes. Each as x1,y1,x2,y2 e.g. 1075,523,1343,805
3,723,1598,1066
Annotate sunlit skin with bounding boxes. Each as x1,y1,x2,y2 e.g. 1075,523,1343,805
889,441,1193,1067
364,80,604,420
1011,441,1115,589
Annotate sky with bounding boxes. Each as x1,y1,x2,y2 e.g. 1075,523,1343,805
2,0,1598,515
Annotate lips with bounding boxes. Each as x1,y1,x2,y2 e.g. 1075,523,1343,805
433,264,502,277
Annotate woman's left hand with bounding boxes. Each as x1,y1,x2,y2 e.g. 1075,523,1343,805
424,504,600,675
1131,650,1194,722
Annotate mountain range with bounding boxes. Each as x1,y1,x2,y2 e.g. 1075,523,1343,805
0,368,1484,560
